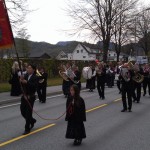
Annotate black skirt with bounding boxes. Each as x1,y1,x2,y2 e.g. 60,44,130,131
66,120,86,139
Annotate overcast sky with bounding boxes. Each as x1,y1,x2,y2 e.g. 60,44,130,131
27,0,150,44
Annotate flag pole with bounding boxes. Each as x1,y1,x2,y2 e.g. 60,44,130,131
3,0,22,73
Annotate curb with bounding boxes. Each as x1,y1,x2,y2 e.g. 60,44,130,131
0,87,86,106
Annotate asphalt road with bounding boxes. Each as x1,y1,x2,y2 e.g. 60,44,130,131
0,87,150,150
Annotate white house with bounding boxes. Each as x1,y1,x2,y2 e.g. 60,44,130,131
71,44,97,61
56,43,102,61
107,50,128,61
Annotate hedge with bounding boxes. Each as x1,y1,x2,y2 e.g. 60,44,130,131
0,59,90,82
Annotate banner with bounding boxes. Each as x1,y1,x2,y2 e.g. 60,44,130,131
0,0,14,49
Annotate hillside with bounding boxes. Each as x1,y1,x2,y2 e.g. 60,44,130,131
14,39,100,58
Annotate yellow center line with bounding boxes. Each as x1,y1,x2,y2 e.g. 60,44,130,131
86,104,108,113
114,98,122,102
0,124,55,147
0,97,122,147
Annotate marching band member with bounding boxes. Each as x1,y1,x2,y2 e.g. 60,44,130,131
142,64,150,96
9,61,22,96
37,67,48,103
106,64,115,88
20,64,38,135
132,63,142,103
96,63,106,100
62,63,72,98
119,63,134,112
86,64,96,92
71,66,81,91
65,85,86,146
115,62,122,94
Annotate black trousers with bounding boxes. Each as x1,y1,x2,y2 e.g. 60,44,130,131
97,81,105,98
143,78,150,95
117,80,122,93
37,85,47,102
132,82,141,102
20,96,36,131
122,84,132,110
62,80,70,96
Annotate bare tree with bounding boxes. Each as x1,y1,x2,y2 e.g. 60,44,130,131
128,7,150,56
111,0,136,62
5,0,30,32
67,0,139,62
16,28,30,58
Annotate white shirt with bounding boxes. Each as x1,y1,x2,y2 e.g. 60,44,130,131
28,74,33,81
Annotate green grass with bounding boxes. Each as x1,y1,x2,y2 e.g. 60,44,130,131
0,77,86,93
0,82,11,93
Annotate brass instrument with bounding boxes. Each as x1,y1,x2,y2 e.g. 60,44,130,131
36,69,44,83
59,67,79,84
127,62,144,83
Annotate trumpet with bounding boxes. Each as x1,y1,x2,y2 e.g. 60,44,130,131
36,69,45,83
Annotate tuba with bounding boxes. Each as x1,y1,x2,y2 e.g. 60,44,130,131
59,67,79,84
128,62,144,83
36,70,45,83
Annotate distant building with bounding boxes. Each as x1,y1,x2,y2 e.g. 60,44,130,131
56,51,68,60
56,43,102,61
107,50,128,62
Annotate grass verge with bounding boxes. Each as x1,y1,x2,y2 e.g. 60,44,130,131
0,77,86,93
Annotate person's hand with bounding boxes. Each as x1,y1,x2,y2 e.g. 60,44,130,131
20,79,27,84
20,75,24,80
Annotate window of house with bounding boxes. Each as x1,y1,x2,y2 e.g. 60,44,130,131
109,54,111,56
77,50,79,53
81,50,83,53
83,56,86,58
114,54,116,56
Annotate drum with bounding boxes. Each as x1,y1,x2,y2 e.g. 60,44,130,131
82,67,92,79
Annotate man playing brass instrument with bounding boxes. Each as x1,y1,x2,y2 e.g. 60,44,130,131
132,63,143,103
119,63,134,112
142,64,150,97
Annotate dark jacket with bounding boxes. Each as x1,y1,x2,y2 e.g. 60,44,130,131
38,72,48,86
119,70,134,85
65,96,86,122
23,73,38,95
96,68,106,83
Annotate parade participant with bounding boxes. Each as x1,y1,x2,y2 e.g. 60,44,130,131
96,63,106,100
142,64,150,96
115,62,122,94
62,63,72,98
72,66,81,90
65,85,86,146
37,67,48,103
106,64,115,88
132,63,142,103
119,63,134,112
9,61,22,96
86,64,96,92
20,64,38,135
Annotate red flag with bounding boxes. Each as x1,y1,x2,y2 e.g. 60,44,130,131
0,0,14,49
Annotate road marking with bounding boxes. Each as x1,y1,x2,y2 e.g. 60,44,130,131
114,98,122,102
86,104,108,113
0,97,120,147
0,124,56,147
0,95,64,109
0,90,89,109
